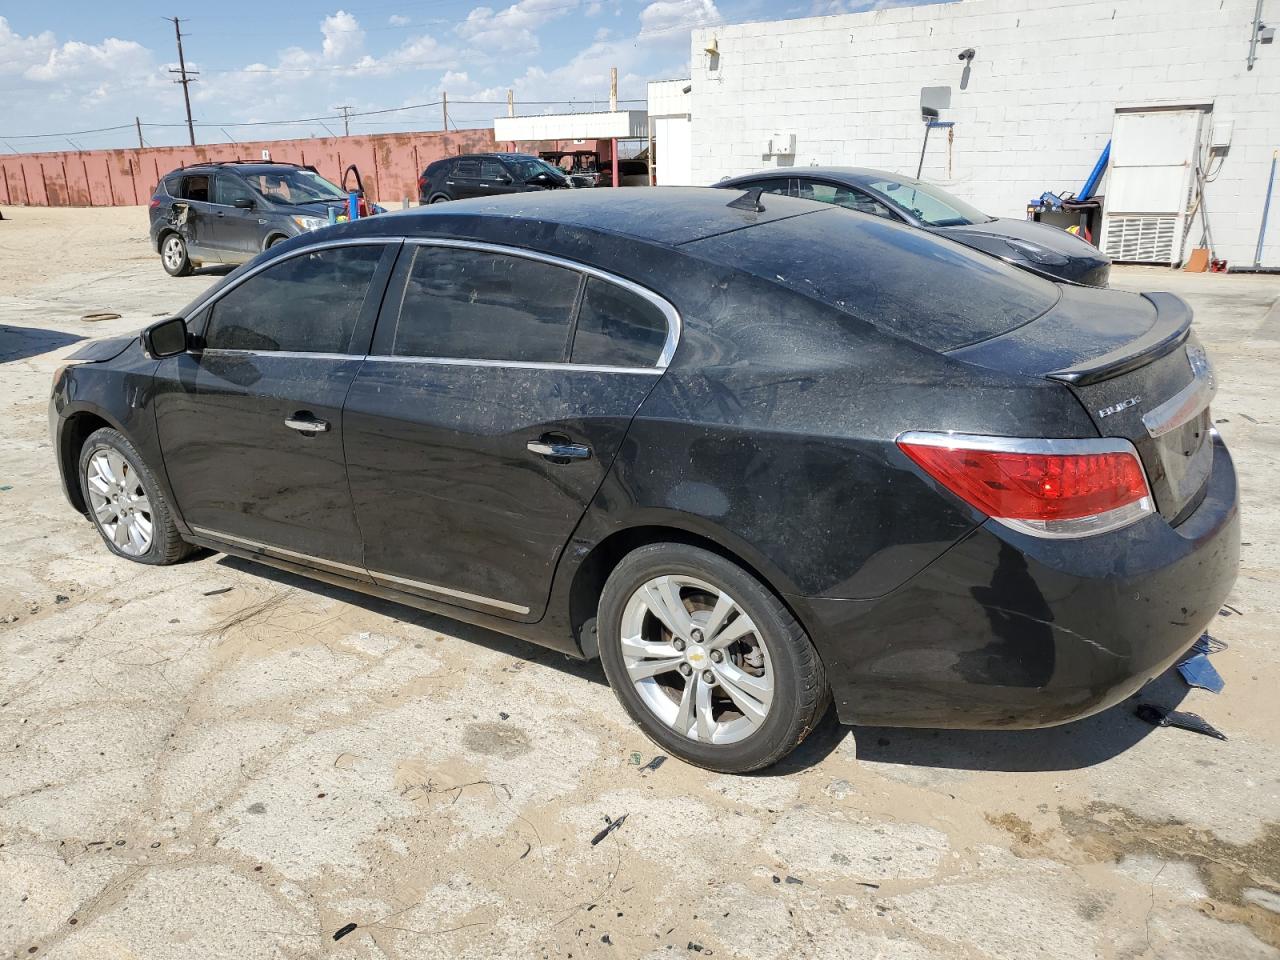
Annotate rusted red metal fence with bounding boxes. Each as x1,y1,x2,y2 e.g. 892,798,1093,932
0,129,501,207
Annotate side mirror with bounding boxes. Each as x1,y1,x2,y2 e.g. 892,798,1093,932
232,197,255,209
142,317,189,358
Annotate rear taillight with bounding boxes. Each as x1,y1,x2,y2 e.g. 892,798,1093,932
150,197,161,209
897,432,1154,538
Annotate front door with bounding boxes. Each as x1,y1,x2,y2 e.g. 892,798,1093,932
342,241,674,620
478,158,520,197
154,241,398,569
212,173,265,259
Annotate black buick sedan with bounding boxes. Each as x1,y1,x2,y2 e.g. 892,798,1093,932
50,188,1237,772
716,167,1112,287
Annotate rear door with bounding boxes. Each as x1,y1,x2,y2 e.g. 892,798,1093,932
176,173,219,259
154,240,398,568
342,240,675,620
448,158,482,199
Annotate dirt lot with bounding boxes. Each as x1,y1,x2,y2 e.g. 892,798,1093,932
2,205,1279,960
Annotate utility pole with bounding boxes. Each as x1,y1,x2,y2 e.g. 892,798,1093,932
135,117,145,149
507,89,514,117
333,105,353,137
442,91,449,131
610,66,617,112
167,17,198,146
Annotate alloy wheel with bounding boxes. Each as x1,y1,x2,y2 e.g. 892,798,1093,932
162,236,185,271
619,575,774,745
85,448,154,556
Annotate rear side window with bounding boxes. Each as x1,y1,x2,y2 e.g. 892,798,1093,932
392,247,581,362
204,246,383,353
480,159,506,180
686,212,1059,350
161,174,182,197
181,174,210,202
571,278,669,368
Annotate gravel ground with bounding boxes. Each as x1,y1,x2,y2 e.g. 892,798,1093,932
2,205,1279,960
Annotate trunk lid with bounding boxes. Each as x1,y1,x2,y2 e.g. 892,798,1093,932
949,285,1215,523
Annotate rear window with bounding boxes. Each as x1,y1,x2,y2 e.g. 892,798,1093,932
685,210,1060,350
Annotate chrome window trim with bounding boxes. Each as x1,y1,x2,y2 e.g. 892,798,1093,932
1142,344,1216,439
181,236,402,319
189,525,530,615
896,431,1142,459
361,355,661,376
397,237,682,369
200,348,359,361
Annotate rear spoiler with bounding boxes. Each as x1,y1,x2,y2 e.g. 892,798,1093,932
1046,293,1192,386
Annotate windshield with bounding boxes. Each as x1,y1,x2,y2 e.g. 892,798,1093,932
866,178,993,227
510,158,563,181
242,169,348,204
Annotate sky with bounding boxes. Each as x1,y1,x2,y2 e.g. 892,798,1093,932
0,0,917,151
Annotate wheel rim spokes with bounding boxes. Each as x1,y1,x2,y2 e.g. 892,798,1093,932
86,448,154,557
620,574,774,746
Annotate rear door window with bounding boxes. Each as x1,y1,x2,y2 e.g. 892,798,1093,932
453,159,480,179
391,246,581,363
480,159,507,181
571,278,669,368
203,246,384,353
181,174,211,203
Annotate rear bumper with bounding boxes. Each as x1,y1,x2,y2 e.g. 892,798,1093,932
794,433,1239,728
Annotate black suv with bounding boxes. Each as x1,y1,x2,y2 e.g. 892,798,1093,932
149,162,373,277
418,152,570,203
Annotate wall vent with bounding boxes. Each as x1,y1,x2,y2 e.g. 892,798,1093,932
1102,214,1178,263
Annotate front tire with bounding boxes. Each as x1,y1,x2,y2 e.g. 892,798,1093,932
598,543,829,773
78,428,193,565
160,233,193,277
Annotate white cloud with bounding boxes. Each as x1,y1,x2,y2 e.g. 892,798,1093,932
320,10,366,62
638,0,723,40
455,0,576,53
0,16,55,76
388,14,411,26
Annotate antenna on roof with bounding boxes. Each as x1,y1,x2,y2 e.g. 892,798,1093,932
726,187,766,213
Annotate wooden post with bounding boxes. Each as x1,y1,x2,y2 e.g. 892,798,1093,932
136,117,145,149
610,67,617,112
442,91,448,131
507,89,514,117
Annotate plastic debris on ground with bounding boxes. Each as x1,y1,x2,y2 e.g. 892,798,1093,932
1135,703,1228,741
1176,632,1227,692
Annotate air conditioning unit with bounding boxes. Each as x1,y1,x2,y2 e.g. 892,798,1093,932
767,132,796,157
1100,105,1209,265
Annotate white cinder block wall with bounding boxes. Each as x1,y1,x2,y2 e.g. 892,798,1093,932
685,0,1280,268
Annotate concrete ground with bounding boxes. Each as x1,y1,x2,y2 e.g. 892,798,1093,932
1,205,1278,960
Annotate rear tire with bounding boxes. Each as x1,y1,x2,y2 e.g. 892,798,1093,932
78,428,193,566
160,233,192,277
429,193,451,204
598,543,829,773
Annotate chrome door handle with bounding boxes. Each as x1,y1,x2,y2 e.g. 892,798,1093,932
285,415,330,433
527,439,591,460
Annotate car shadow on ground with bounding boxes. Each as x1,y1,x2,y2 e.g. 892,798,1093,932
209,553,1197,777
0,324,85,363
212,553,610,688
768,671,1195,776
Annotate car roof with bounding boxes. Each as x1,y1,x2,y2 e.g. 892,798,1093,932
170,162,308,176
344,187,830,246
721,167,920,189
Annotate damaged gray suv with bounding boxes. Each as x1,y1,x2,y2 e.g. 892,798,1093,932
148,161,378,276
